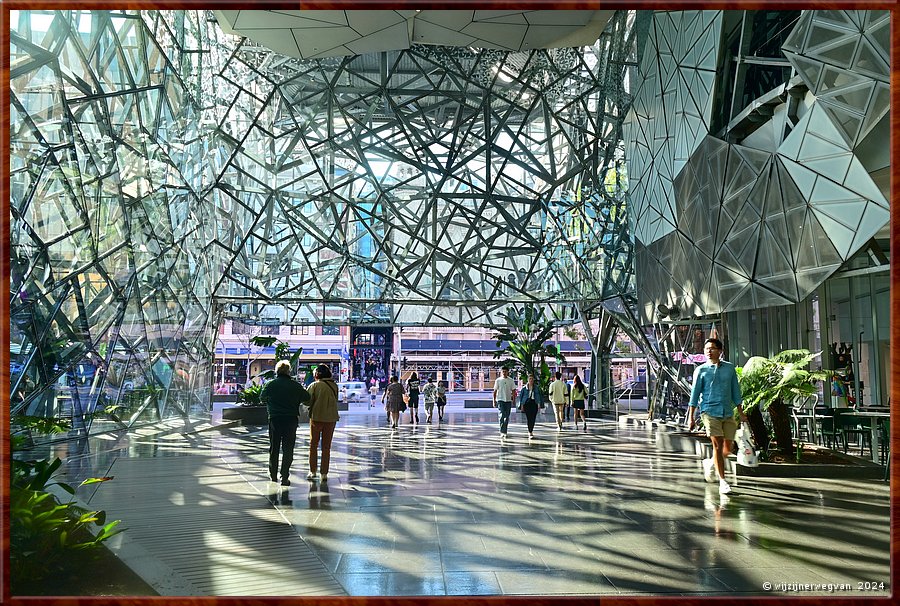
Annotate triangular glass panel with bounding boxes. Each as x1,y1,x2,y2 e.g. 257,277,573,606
843,10,866,29
781,11,812,54
863,15,890,62
806,102,854,151
858,82,890,141
732,143,772,176
798,148,852,181
757,273,800,302
809,207,858,259
842,156,888,208
819,103,862,148
852,36,890,81
718,278,752,312
762,218,794,271
786,209,818,270
814,10,858,31
776,106,811,161
796,264,841,299
776,157,816,209
751,281,793,309
823,80,876,116
785,51,824,92
806,22,856,68
848,202,890,253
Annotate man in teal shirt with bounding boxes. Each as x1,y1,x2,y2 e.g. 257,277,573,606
686,338,747,495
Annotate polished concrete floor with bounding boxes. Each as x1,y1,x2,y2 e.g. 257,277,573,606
66,410,891,596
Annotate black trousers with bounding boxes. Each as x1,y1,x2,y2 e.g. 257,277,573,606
523,402,539,432
269,416,299,480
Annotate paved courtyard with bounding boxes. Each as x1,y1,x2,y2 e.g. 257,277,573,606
73,411,891,597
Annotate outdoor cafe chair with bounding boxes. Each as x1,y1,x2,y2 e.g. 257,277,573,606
834,408,871,457
790,394,818,444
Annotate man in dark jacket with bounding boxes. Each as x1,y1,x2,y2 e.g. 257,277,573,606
261,360,310,486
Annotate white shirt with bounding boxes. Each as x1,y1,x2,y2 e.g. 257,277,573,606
549,379,568,404
494,376,516,402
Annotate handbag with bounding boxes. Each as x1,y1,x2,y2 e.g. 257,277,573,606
735,422,759,467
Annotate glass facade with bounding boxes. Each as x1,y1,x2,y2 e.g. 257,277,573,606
10,10,640,434
8,9,891,439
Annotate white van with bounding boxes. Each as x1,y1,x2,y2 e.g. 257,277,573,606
338,381,367,402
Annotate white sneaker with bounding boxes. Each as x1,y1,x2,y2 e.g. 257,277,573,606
306,472,317,480
320,473,328,482
702,458,716,483
719,479,731,494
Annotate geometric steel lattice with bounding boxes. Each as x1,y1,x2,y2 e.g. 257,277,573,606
210,12,639,328
9,10,639,432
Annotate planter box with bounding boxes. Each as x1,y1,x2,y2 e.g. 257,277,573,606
657,430,884,478
222,406,310,425
737,446,884,478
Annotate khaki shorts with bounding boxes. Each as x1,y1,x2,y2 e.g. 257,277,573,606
701,413,737,440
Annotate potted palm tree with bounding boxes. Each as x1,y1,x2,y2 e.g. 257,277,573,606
491,304,567,396
738,349,832,456
222,336,305,425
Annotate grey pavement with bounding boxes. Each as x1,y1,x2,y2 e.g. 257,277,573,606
68,411,890,597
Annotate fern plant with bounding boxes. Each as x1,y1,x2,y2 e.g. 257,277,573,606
738,349,832,455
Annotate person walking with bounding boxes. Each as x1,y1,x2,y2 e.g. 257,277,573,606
422,376,438,423
571,374,588,430
406,371,421,425
261,360,310,486
517,373,543,439
368,383,378,409
493,367,517,439
548,371,568,431
686,338,747,495
306,364,340,482
383,375,405,429
436,379,448,421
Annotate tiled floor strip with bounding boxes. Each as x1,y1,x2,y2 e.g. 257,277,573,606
88,455,347,596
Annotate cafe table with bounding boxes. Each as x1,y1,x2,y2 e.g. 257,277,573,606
842,410,890,463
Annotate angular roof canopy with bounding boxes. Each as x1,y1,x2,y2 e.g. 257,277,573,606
214,9,613,59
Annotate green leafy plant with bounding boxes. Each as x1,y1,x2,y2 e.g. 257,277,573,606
738,349,832,456
491,304,567,394
10,415,124,591
249,335,303,382
237,383,263,406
